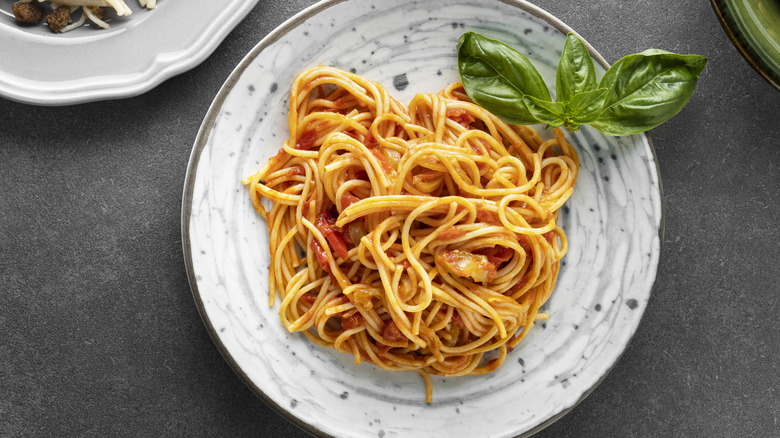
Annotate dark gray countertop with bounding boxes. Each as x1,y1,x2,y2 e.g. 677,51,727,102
2,0,779,436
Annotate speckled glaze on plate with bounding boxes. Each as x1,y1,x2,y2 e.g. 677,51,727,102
0,0,260,105
182,1,663,437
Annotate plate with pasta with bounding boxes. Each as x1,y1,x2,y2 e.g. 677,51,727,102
0,0,260,105
182,0,663,437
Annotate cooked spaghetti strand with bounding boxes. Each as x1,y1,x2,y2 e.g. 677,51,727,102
243,66,578,402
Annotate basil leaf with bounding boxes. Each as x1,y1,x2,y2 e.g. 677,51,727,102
567,88,608,125
556,33,598,102
591,49,708,135
457,32,551,125
523,89,608,131
523,96,566,126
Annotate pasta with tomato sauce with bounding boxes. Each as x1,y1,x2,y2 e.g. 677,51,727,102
243,65,578,402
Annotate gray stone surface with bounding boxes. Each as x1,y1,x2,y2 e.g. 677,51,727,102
1,0,779,437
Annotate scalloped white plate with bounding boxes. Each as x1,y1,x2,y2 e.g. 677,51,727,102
182,0,663,437
0,0,259,105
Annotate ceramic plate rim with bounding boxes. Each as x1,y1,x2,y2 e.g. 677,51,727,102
710,0,780,91
181,1,664,436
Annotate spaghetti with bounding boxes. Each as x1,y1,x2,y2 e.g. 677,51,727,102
243,66,578,402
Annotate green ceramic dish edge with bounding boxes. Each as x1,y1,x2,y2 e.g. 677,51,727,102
711,0,780,90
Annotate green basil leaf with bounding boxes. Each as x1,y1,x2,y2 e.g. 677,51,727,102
457,32,551,125
523,96,566,127
556,33,598,102
591,50,708,135
567,88,609,124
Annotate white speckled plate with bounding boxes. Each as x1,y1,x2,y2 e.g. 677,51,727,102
182,0,663,437
0,0,259,105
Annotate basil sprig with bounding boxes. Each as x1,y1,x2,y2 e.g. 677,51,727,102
456,31,552,124
457,32,707,135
